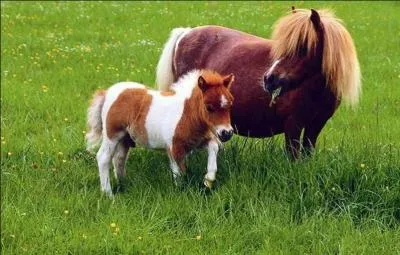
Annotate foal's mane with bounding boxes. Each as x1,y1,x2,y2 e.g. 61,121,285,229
170,69,201,95
271,9,361,106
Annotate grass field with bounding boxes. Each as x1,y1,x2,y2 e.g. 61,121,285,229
1,1,400,254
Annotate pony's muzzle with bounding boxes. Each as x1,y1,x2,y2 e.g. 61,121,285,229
264,74,286,97
218,129,234,142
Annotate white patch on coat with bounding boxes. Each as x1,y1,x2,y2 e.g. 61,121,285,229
145,70,201,148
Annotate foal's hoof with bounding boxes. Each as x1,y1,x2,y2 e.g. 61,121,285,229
203,178,214,189
102,191,114,199
173,175,185,188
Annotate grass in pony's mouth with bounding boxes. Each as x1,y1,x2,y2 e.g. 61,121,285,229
269,87,282,107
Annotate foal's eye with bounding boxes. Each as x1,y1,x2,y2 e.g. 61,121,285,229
206,104,215,112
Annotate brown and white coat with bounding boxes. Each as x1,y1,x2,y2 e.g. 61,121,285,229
86,70,234,196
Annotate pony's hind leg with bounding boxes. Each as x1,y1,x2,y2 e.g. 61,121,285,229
112,135,134,182
97,136,119,197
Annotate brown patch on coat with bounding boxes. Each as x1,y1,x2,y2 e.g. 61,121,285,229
171,87,210,163
106,88,152,146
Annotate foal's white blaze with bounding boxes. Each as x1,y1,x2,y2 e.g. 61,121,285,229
220,95,229,108
145,70,200,148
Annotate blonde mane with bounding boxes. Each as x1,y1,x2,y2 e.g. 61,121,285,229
271,9,361,106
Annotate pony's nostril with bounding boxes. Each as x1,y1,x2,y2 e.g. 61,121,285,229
219,129,233,142
267,74,275,84
264,74,276,93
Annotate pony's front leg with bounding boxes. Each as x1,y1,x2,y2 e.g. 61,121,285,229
167,145,186,186
302,109,335,156
204,140,219,188
284,116,303,160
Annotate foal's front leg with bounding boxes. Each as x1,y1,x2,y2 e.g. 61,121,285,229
204,140,219,188
167,144,186,185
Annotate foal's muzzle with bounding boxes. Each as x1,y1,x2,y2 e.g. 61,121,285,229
218,129,234,142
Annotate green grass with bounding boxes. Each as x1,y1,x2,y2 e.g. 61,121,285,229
1,1,400,254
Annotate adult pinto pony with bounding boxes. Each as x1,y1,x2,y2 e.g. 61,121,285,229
156,8,361,159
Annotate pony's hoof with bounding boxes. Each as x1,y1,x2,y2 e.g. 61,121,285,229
102,189,114,199
203,178,214,189
173,175,185,187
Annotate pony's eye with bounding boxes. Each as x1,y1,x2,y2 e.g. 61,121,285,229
206,104,215,112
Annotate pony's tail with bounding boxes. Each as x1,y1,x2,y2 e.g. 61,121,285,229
156,27,191,91
85,90,106,152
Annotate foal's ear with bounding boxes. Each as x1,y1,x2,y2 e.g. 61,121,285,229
223,73,235,88
310,9,321,30
198,76,208,92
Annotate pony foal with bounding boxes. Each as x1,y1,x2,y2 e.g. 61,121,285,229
86,70,234,196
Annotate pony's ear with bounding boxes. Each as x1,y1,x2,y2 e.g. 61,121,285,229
223,73,235,88
310,9,321,30
291,6,296,14
198,76,208,92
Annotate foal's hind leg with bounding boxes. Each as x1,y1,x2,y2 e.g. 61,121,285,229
97,136,119,197
112,135,134,182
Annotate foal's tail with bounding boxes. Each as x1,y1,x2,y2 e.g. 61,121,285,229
86,90,106,152
156,27,191,91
